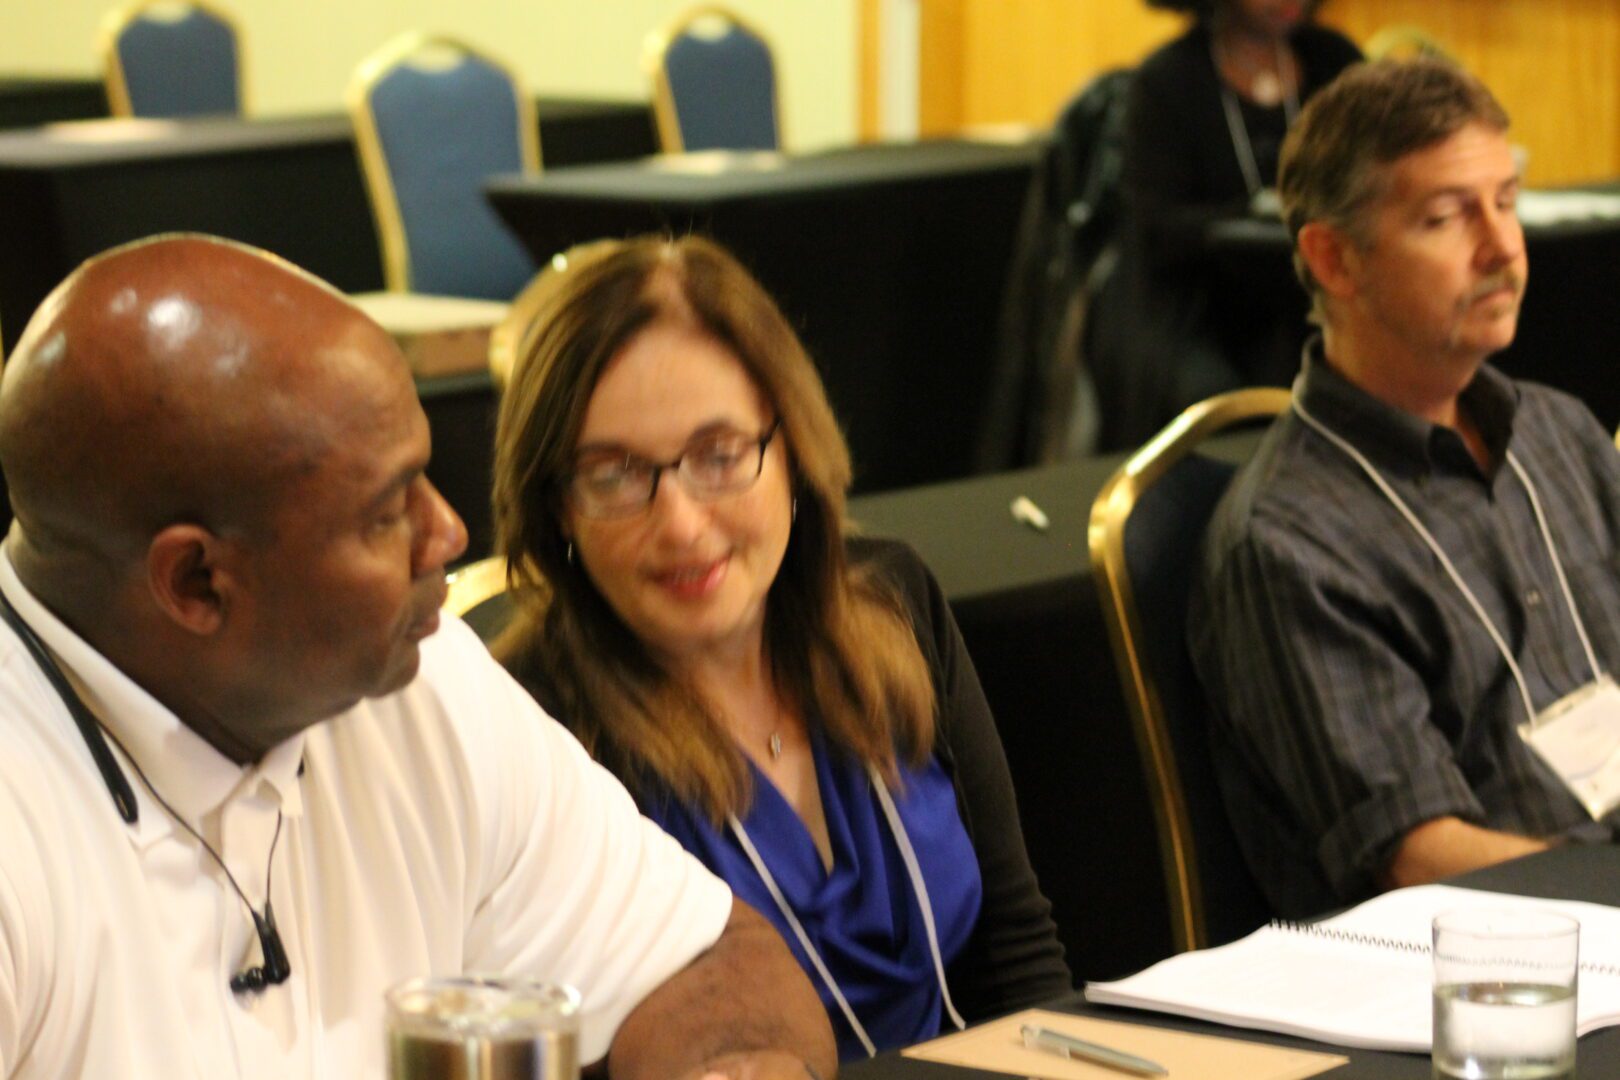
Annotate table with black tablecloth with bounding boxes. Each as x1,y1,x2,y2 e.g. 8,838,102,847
0,98,655,353
845,845,1620,1079
485,139,1041,493
0,76,107,129
1204,205,1620,429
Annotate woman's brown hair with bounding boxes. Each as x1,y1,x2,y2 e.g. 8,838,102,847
492,235,935,822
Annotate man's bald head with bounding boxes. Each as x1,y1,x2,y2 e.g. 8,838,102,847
0,235,407,572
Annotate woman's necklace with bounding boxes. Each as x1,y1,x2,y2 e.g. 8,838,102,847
1211,35,1302,197
768,730,783,760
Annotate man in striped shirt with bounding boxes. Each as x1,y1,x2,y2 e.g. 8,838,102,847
1191,59,1620,919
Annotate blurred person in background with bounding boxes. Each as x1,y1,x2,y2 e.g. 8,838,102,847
1090,0,1361,447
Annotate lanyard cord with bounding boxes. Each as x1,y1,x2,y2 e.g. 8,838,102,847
729,812,877,1058
866,766,967,1034
727,765,967,1058
1212,38,1300,198
1292,394,1602,728
99,717,288,961
0,584,290,988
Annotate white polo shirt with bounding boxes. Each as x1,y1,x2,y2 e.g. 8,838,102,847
0,556,733,1079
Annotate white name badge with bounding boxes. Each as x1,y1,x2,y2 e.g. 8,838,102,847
1519,674,1620,820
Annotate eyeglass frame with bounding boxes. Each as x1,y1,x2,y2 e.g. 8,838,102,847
562,419,783,519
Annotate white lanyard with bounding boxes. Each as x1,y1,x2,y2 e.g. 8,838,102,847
728,765,966,1059
1292,393,1602,728
1212,39,1301,198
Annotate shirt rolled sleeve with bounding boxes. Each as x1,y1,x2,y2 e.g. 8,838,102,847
1196,524,1484,906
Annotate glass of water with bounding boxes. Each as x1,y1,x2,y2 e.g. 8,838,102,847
386,975,581,1080
1432,909,1579,1080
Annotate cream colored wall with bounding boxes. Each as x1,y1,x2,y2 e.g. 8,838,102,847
0,0,857,150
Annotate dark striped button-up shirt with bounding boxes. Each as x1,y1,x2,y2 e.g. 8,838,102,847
1190,348,1620,919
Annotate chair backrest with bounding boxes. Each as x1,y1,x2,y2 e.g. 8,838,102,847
349,32,540,300
488,238,625,390
444,555,516,644
1364,24,1456,62
981,68,1135,470
100,0,243,118
1089,388,1289,952
645,5,780,153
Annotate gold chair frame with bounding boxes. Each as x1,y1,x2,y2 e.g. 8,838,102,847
445,555,509,617
1088,387,1289,952
98,0,248,118
487,238,627,390
642,4,783,154
347,32,540,293
1364,24,1456,63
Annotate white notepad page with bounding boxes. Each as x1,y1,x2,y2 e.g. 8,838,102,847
1085,884,1620,1053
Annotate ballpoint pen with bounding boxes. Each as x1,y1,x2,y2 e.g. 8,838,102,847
1021,1024,1169,1077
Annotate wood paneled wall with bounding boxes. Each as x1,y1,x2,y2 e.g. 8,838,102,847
872,0,1620,184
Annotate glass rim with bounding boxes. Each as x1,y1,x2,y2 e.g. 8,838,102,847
1432,907,1581,941
385,974,581,1038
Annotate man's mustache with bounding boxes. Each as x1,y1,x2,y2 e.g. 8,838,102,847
1458,271,1524,310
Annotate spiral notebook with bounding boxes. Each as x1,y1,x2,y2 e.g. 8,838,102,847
1085,884,1620,1053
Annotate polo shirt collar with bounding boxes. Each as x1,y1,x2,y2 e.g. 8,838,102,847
1295,337,1520,478
0,548,305,848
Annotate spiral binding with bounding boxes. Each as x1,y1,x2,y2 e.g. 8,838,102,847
1269,919,1428,956
1268,920,1620,978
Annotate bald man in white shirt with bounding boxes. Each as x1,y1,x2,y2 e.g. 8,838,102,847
0,235,834,1080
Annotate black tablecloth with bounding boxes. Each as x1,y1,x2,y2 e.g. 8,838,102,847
845,845,1620,1079
486,139,1041,493
0,76,107,129
1204,206,1620,429
0,98,655,352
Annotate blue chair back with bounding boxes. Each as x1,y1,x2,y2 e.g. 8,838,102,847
650,7,779,152
351,34,539,300
103,0,242,118
1091,389,1287,951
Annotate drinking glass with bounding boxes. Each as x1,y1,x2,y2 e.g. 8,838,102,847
386,975,581,1080
1432,909,1579,1080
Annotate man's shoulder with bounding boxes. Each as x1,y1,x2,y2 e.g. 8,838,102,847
1511,376,1610,443
309,614,537,783
1204,414,1353,562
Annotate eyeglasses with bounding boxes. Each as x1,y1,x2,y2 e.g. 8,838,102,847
567,421,781,519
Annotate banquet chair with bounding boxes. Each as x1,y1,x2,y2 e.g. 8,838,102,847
99,0,243,118
644,5,781,153
444,555,515,645
488,238,624,390
349,32,539,300
1364,25,1455,63
1089,387,1288,952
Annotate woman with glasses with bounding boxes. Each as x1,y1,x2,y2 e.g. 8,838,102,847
490,235,1070,1060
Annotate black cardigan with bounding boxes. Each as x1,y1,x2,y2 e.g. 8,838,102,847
1089,21,1362,448
510,535,1073,1023
1122,20,1363,271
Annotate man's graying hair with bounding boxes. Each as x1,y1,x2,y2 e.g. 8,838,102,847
1279,58,1511,325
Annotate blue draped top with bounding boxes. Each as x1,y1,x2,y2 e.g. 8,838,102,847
643,728,983,1059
